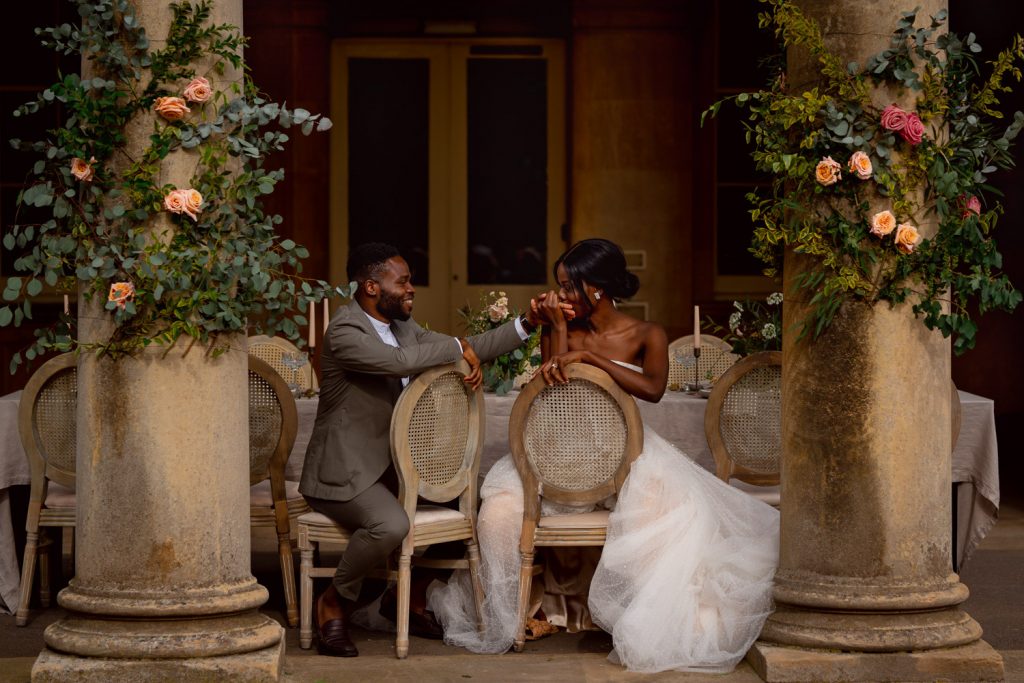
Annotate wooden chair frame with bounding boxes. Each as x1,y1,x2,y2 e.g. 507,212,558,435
704,351,782,488
16,352,77,626
248,355,307,627
248,334,318,392
298,360,486,659
509,364,643,652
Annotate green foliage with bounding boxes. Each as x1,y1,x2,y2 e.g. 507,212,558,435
458,291,540,395
704,0,1024,354
708,292,784,358
2,0,350,369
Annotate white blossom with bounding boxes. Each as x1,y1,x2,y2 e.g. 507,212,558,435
762,323,777,340
767,292,784,305
729,311,742,331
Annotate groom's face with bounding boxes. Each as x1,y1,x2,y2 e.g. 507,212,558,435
374,256,415,321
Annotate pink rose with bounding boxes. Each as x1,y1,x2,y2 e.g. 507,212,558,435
108,282,135,310
960,194,982,218
164,188,203,221
880,104,908,132
154,96,191,121
70,156,97,182
183,76,213,104
899,112,925,145
894,223,920,254
815,156,842,186
870,210,897,238
847,151,873,180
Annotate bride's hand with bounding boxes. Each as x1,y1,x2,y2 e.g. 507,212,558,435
540,351,586,385
531,291,575,326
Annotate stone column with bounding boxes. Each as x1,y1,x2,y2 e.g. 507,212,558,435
31,1,284,681
748,2,1003,681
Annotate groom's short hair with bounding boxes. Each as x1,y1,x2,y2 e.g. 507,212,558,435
347,242,401,283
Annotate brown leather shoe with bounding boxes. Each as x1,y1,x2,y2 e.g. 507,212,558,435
315,589,359,657
378,588,444,640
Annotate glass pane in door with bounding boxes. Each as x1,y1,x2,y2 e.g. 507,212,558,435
347,58,430,285
466,58,547,285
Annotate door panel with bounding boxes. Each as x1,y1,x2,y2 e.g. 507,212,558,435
331,39,565,333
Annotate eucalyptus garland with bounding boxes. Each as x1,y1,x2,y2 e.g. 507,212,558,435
3,0,350,370
704,0,1024,354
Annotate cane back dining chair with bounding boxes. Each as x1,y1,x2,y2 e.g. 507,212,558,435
16,352,77,626
509,364,644,652
248,334,318,393
703,351,782,506
248,354,309,627
297,359,486,658
667,334,738,389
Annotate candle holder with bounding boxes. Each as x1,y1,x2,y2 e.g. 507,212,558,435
683,347,704,393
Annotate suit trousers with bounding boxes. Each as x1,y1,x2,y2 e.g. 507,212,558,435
305,474,410,602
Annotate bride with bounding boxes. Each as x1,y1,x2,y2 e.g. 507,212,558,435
429,238,780,673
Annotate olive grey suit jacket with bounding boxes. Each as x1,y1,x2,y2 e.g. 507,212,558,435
299,299,525,502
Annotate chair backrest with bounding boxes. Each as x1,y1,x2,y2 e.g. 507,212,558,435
18,353,78,493
390,360,484,515
704,351,781,486
667,334,738,387
248,335,318,392
509,364,643,516
248,355,298,487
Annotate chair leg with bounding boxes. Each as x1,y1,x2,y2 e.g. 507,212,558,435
299,541,314,649
395,553,412,659
16,530,40,626
38,531,51,608
278,529,298,628
513,550,535,653
465,539,486,634
61,527,74,581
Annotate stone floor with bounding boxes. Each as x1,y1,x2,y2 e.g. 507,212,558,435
1,498,1022,682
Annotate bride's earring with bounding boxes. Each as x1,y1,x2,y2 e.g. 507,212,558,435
594,290,602,301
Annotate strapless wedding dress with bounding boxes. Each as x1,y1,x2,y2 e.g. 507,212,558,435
428,362,780,673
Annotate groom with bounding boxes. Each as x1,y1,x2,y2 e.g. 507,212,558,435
300,242,540,657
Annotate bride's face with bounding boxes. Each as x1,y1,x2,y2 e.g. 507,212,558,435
556,263,590,319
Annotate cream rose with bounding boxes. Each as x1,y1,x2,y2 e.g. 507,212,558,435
183,76,213,103
154,96,191,121
847,151,873,180
70,156,97,182
164,188,203,221
815,156,842,186
894,223,920,254
870,210,897,237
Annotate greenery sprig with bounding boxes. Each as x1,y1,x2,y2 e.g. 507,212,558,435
703,0,1023,354
3,0,352,371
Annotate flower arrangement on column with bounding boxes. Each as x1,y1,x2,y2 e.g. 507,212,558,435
703,0,1024,354
2,0,351,370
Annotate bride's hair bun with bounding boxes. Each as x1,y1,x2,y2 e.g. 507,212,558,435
554,238,639,303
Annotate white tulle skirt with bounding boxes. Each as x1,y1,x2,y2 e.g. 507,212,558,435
428,426,780,673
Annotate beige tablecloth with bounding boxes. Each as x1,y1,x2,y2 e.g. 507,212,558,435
0,388,1001,613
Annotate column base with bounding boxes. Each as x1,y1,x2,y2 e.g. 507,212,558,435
746,639,1004,682
31,631,284,683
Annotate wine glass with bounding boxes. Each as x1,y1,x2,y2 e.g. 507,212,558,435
674,348,698,392
280,352,309,397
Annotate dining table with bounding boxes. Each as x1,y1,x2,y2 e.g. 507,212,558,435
0,387,1001,614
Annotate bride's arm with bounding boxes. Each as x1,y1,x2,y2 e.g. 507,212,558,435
549,324,669,402
534,292,569,362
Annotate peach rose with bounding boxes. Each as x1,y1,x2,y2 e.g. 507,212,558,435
815,156,842,186
70,156,97,182
164,188,203,221
154,96,191,121
183,76,213,103
894,223,920,254
899,112,925,145
880,104,908,132
847,151,873,180
108,282,135,310
870,210,897,237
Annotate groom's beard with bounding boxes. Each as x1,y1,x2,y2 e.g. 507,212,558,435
378,289,412,321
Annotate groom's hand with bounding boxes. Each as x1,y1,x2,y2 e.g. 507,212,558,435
531,291,575,326
459,338,483,390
